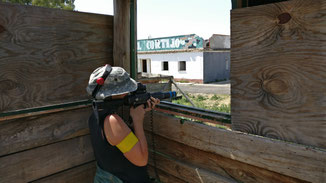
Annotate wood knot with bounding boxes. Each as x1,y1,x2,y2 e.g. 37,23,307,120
0,79,17,91
0,25,5,33
263,79,288,95
278,13,291,24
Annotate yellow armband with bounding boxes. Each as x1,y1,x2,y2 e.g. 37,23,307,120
116,132,138,153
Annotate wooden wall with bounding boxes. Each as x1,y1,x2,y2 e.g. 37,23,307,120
0,3,113,113
1,1,325,182
231,0,326,149
144,111,326,183
0,3,113,182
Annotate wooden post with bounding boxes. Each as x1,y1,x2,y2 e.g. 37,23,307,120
130,0,138,79
113,0,131,73
231,0,243,9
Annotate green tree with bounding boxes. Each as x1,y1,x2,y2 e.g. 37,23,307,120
1,0,75,10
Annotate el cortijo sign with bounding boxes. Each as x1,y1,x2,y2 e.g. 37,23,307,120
137,34,204,52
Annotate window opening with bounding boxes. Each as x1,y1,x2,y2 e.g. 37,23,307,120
179,61,186,71
137,1,232,127
162,61,169,71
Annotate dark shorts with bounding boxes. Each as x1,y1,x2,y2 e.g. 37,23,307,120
94,164,123,183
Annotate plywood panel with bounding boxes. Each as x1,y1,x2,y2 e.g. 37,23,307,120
0,107,92,156
147,165,186,183
145,83,172,93
149,152,236,183
0,135,94,183
144,111,326,183
146,133,307,183
231,0,326,148
0,3,113,112
31,161,96,183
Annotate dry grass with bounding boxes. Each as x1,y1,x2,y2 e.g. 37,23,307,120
173,93,231,113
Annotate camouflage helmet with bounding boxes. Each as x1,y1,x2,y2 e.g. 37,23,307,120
86,65,137,100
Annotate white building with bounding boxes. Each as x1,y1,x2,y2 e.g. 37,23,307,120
137,34,230,83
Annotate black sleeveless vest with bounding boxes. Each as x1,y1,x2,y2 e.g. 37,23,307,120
88,106,151,183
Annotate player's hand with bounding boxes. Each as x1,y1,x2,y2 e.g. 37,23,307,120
144,97,160,112
130,97,160,123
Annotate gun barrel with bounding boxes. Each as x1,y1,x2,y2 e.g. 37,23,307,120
151,91,176,100
125,91,177,106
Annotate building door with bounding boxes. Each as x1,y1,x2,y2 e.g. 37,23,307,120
138,59,151,73
142,59,147,72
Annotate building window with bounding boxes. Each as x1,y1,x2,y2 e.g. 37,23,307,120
179,61,186,71
162,61,169,71
142,59,147,73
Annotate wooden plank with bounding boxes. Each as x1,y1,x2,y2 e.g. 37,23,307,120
144,112,326,183
0,2,113,113
113,0,131,72
0,100,91,122
230,0,326,148
0,107,92,156
138,74,173,84
31,161,96,183
145,83,172,93
155,101,231,125
147,165,186,183
146,133,307,183
155,107,230,127
0,135,94,183
148,150,236,183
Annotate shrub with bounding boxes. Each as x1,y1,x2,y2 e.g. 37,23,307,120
197,95,206,101
211,94,222,101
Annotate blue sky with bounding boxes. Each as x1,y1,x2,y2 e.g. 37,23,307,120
74,0,231,39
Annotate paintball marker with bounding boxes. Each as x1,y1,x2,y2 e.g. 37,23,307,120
93,82,180,111
125,82,179,106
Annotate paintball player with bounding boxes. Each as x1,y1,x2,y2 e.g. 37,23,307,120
86,65,160,183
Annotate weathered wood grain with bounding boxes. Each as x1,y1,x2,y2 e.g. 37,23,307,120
31,161,96,183
144,111,326,183
0,2,113,113
144,83,172,93
138,75,173,84
0,135,94,183
149,151,236,183
0,101,91,122
148,165,186,183
146,133,307,183
0,107,92,156
231,0,326,148
113,0,131,72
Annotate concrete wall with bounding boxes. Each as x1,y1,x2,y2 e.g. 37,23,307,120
203,51,230,83
209,35,230,49
138,52,204,80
